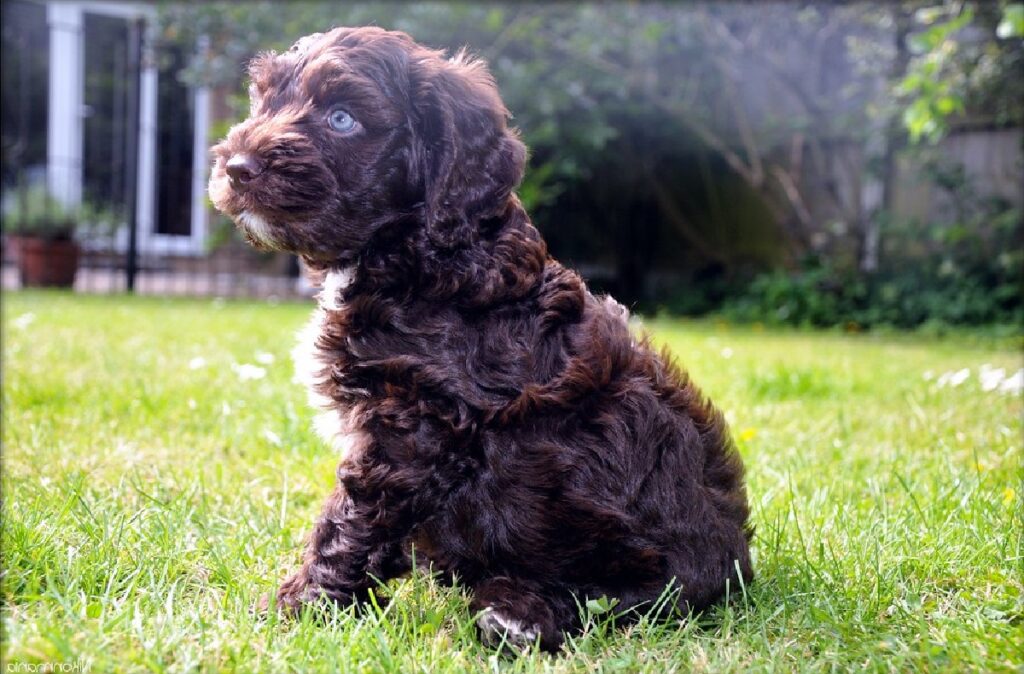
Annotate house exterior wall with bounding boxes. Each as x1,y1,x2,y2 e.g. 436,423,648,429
40,0,211,255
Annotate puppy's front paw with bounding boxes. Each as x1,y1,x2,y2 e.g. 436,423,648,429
255,571,324,617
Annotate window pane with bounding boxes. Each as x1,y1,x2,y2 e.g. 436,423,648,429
154,42,194,237
1,0,49,195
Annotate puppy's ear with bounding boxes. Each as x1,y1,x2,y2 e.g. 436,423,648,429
410,50,527,246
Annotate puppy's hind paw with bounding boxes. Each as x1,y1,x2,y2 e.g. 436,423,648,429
477,607,542,651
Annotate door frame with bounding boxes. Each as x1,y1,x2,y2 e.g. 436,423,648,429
47,1,208,255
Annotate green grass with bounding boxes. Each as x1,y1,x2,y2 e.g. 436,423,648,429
2,291,1021,673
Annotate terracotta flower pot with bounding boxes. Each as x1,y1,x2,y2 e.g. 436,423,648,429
15,236,80,288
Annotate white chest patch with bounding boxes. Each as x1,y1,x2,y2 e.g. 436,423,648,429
318,266,356,310
292,265,364,456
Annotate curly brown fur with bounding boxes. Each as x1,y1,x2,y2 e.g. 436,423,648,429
209,26,752,652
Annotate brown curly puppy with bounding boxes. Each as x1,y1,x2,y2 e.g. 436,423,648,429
209,26,752,651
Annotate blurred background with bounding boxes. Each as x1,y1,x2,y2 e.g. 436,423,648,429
2,1,1021,328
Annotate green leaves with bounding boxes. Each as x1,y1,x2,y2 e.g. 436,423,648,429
900,3,1023,144
908,7,973,55
899,7,975,144
996,3,1024,38
585,595,620,615
901,93,965,144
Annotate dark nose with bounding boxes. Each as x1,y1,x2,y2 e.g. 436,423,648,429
225,154,264,190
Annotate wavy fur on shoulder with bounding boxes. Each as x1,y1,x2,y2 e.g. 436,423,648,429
209,26,752,651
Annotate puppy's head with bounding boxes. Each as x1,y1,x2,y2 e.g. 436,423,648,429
209,27,527,263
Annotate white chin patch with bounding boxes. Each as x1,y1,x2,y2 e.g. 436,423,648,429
237,211,277,247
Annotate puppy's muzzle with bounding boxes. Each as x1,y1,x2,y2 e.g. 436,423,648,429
226,153,265,192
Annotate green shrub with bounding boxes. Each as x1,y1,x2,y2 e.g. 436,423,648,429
721,163,1023,330
1,186,77,240
722,254,1022,329
1,186,121,242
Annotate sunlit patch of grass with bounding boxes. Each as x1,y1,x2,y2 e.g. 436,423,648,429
746,364,849,400
3,291,1022,672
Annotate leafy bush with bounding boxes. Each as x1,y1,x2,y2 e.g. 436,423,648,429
1,186,121,242
722,150,1023,330
1,186,77,241
722,254,1022,329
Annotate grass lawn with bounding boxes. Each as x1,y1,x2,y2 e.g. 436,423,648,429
2,290,1021,673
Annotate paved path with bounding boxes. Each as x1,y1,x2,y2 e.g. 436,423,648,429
2,263,310,299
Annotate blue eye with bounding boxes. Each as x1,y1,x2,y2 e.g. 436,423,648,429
328,108,357,133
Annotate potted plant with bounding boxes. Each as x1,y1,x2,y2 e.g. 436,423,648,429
2,187,80,288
